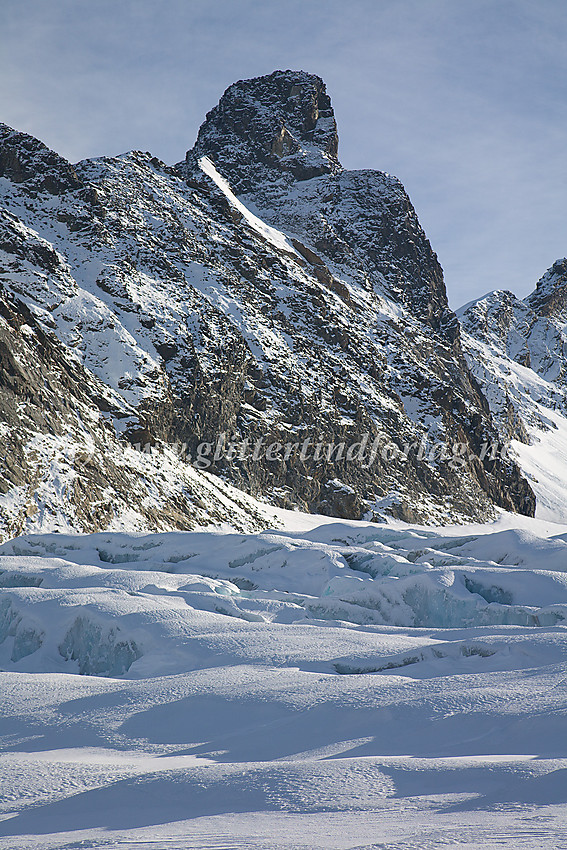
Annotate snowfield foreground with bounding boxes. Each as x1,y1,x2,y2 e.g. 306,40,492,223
0,512,567,849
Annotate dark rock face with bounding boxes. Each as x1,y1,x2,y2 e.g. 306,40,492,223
185,70,340,189
314,168,451,332
526,258,567,321
0,124,82,195
0,71,537,534
0,284,269,538
182,70,450,333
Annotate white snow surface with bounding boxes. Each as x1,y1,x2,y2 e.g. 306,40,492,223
0,511,567,848
199,156,298,256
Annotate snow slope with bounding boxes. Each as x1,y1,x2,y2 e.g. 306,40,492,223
458,273,567,524
0,512,566,848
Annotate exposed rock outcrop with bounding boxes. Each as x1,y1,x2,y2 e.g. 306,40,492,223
0,72,536,534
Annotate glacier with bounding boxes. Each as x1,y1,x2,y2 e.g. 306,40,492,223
0,510,566,848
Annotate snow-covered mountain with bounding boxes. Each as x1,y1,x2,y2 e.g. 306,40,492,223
458,259,567,522
1,69,567,847
0,70,539,537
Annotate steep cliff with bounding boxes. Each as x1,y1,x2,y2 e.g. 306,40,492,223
0,71,536,535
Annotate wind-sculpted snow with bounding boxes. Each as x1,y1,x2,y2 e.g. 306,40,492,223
0,515,567,847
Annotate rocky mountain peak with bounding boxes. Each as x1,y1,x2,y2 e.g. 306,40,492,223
182,70,340,191
0,75,539,532
458,260,567,519
0,124,83,195
458,290,531,348
181,70,455,335
525,258,567,320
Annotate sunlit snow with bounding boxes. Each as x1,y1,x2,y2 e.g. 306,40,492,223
0,511,566,848
199,156,299,256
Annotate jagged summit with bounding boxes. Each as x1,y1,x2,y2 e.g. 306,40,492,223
0,75,539,534
458,284,567,391
0,123,82,195
182,70,340,190
526,258,567,320
458,262,567,521
181,70,455,334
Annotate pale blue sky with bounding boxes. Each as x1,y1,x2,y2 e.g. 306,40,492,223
1,0,565,307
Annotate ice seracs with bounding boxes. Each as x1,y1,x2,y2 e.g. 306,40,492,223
1,512,567,844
